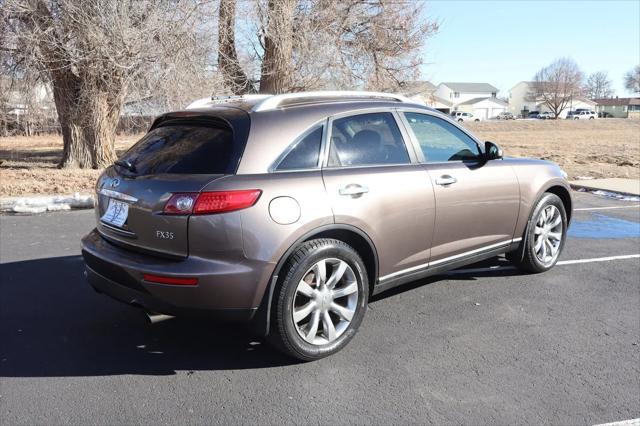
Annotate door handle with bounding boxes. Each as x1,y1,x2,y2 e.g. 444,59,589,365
435,175,457,186
339,184,369,197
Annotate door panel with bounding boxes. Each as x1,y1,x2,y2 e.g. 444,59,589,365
322,111,435,280
425,161,519,262
399,111,520,264
322,165,435,278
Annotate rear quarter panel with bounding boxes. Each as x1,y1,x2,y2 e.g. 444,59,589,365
200,172,334,306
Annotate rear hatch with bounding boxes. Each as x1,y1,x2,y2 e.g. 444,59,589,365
95,111,249,258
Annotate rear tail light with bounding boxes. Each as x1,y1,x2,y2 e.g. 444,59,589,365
164,193,198,215
163,190,261,215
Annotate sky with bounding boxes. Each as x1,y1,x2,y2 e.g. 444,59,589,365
421,0,640,96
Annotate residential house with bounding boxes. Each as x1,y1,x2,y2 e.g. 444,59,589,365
433,82,507,119
592,97,640,119
0,75,56,135
508,81,597,118
399,80,453,113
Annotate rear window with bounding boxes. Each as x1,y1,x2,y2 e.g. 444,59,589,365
118,124,234,175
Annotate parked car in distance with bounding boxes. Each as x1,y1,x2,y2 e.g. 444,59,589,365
82,91,573,361
450,111,481,122
496,112,515,120
538,112,555,120
527,111,540,119
570,110,597,120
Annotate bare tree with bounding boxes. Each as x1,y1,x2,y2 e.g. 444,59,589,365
218,0,439,94
5,0,209,169
218,0,254,94
624,65,640,94
530,58,584,118
258,0,296,94
585,71,613,99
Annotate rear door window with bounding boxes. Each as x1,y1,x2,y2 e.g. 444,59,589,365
118,124,234,175
327,112,410,167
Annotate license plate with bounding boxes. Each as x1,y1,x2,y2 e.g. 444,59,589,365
101,199,129,228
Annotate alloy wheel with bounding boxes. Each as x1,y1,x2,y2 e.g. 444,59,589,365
533,205,563,265
292,258,359,345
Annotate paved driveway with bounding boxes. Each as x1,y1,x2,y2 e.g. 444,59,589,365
1,191,639,425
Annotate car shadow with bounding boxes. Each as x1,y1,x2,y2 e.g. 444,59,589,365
1,255,524,377
0,255,294,378
370,257,522,302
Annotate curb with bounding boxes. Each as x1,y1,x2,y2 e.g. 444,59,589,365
0,193,95,214
570,183,640,198
570,185,640,201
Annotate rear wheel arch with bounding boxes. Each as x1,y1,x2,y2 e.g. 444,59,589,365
251,224,379,337
305,227,378,290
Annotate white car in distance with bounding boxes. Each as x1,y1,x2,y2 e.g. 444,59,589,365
572,110,597,120
450,111,481,122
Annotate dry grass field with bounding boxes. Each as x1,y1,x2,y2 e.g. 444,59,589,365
0,119,638,197
0,134,140,197
467,118,640,180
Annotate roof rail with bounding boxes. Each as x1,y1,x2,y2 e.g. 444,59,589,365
186,94,270,110
251,91,415,112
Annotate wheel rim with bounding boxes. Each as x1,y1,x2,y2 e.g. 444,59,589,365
534,205,563,265
292,258,359,345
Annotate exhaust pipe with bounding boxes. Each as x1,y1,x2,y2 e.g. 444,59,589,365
144,311,175,324
130,300,175,324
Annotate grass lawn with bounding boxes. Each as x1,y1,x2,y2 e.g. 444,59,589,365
0,118,638,197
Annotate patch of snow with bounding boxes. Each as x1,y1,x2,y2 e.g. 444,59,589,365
591,190,640,202
45,204,72,212
11,205,48,214
0,193,95,214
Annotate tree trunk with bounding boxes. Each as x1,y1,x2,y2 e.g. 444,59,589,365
259,0,296,94
218,0,253,94
52,70,122,169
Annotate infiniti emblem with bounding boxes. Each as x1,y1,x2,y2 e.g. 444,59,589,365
111,178,120,188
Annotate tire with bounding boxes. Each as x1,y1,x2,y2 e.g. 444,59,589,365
474,119,480,122
512,193,568,273
268,238,369,361
458,118,463,123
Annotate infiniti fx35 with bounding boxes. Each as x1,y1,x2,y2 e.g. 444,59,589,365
82,91,572,360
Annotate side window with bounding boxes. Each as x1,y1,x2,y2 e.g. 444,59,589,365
403,112,480,162
327,112,410,167
275,126,323,170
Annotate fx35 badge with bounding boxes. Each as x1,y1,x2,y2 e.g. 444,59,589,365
156,230,174,240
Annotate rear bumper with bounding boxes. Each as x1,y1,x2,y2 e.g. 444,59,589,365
81,228,274,320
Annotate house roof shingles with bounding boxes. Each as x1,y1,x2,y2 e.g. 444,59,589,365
400,80,437,96
458,97,507,106
441,82,499,93
592,97,640,106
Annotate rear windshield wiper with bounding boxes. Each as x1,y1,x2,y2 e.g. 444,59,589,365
114,159,136,173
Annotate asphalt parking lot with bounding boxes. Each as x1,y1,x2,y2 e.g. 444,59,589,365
1,190,639,425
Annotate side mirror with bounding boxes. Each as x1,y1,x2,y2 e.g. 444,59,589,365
485,141,503,160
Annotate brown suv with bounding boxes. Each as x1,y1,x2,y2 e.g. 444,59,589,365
82,91,572,360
